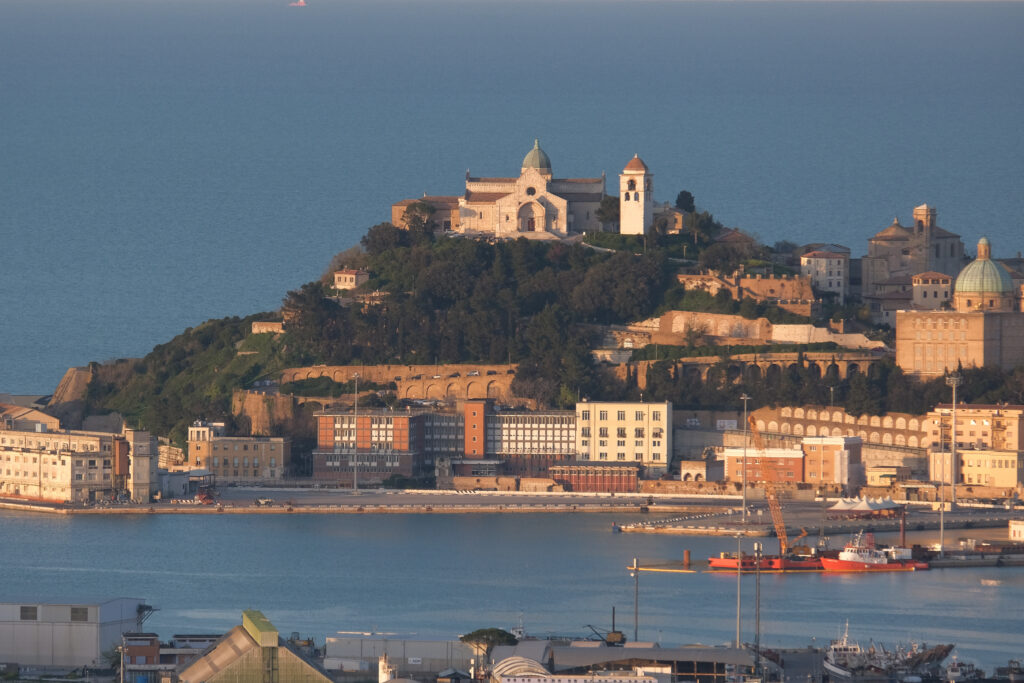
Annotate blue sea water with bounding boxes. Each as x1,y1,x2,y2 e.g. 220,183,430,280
1,511,1022,670
1,0,1023,393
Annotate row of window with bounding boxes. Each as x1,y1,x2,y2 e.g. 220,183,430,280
580,410,662,422
210,443,277,451
210,457,277,468
581,452,663,461
18,606,89,622
0,437,106,451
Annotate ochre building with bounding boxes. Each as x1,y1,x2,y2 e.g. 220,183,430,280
896,237,1024,377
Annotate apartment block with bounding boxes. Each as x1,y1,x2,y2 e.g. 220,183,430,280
575,401,671,475
0,417,157,504
187,421,290,483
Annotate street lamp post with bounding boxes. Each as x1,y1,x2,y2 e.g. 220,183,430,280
630,557,639,642
352,372,360,492
946,373,961,507
754,542,763,677
740,393,751,524
734,534,742,649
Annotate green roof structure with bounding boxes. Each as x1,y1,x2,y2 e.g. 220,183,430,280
954,237,1013,294
522,139,552,172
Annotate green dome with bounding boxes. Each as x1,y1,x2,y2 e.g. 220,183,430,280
522,139,552,172
954,237,1013,294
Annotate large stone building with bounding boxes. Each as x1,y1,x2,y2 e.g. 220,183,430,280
861,204,966,305
391,141,657,238
926,403,1024,491
896,237,1024,377
0,411,157,504
186,421,291,483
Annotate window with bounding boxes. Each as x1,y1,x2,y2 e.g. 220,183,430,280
653,411,661,421
581,410,590,421
581,427,590,437
634,428,644,438
617,411,626,420
617,453,626,461
599,411,608,420
70,607,88,622
20,606,37,621
599,427,608,437
635,411,643,420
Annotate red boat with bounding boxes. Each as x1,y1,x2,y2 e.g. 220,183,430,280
820,531,929,572
707,552,823,572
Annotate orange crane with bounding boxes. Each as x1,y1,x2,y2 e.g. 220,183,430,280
747,414,792,556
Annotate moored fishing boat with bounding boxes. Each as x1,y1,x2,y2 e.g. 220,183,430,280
820,531,929,572
823,623,953,682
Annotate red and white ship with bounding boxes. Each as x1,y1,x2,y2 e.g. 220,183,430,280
820,531,929,572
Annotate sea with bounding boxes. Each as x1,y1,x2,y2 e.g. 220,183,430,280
1,511,1022,670
2,0,1024,394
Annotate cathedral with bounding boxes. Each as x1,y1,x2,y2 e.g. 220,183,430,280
390,140,654,238
895,237,1024,377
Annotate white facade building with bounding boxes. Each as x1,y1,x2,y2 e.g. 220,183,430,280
0,598,146,667
0,424,157,504
800,250,849,304
575,402,671,474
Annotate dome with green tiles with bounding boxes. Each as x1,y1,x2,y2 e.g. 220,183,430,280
521,139,552,172
954,237,1013,294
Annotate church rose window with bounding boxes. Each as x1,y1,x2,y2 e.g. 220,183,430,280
526,187,536,196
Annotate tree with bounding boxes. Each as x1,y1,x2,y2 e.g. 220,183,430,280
403,200,436,236
460,628,519,654
675,190,695,213
595,194,620,228
322,245,367,283
361,222,407,256
699,242,750,274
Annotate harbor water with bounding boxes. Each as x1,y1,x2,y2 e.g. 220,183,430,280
1,511,1021,670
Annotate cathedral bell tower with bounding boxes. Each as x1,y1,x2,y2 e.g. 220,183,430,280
619,154,652,235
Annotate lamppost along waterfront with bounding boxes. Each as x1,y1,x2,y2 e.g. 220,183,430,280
734,534,742,649
741,393,751,523
352,372,360,491
629,557,639,642
754,542,763,677
946,373,961,507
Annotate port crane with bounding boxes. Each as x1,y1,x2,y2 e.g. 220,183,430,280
747,414,798,556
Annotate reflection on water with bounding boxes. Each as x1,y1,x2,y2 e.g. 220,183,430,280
2,512,1021,669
